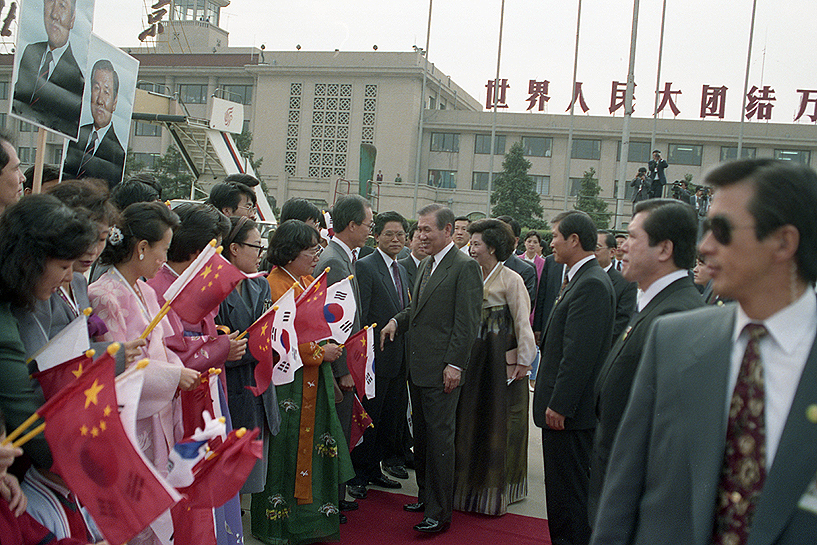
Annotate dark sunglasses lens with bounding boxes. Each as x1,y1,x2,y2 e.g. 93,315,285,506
704,216,731,245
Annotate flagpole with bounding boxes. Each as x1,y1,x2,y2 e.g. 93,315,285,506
650,0,668,153
614,0,640,230
486,0,506,216
737,0,758,158
138,301,172,340
411,0,433,217
564,0,582,211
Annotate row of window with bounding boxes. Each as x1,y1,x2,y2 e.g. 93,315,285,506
432,132,812,165
174,84,253,105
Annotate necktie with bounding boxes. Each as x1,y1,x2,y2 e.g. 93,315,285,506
418,256,434,299
713,323,768,545
351,249,357,263
32,50,53,101
556,266,569,301
78,131,98,177
616,260,622,271
391,261,404,309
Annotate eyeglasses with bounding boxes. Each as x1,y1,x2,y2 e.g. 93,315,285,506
702,215,755,245
381,231,406,239
239,203,257,212
360,221,374,232
302,245,323,259
241,242,265,257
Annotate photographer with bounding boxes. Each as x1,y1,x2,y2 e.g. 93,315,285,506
647,150,668,198
630,167,649,203
692,186,710,240
670,180,692,204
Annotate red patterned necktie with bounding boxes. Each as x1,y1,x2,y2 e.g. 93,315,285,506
713,322,768,545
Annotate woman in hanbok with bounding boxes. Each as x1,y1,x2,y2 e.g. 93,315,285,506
251,219,352,545
453,219,536,516
89,201,199,545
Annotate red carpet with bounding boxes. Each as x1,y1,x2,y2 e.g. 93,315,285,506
324,490,551,545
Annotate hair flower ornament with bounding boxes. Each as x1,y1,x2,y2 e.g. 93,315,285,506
108,225,124,246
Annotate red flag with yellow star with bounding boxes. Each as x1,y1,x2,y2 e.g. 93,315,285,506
37,352,181,545
294,268,332,344
32,351,94,400
244,303,278,396
345,326,376,399
164,247,249,325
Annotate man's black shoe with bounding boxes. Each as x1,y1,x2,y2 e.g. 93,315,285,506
339,513,347,524
347,484,367,499
414,517,449,533
383,464,409,479
403,501,425,512
369,475,401,489
339,500,359,511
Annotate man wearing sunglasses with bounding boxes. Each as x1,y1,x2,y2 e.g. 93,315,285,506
592,159,817,545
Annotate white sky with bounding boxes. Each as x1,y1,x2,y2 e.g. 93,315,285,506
66,0,817,124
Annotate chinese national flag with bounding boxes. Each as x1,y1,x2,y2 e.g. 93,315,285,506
32,351,93,400
177,427,262,509
349,394,373,451
294,269,332,344
345,326,375,399
164,246,248,324
180,375,219,439
244,304,278,396
37,354,181,545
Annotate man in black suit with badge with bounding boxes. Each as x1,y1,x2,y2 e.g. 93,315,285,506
349,211,410,492
595,230,637,343
533,210,615,545
13,0,84,138
63,59,126,188
589,200,703,523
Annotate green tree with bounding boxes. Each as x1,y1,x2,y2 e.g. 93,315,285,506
491,141,545,229
235,129,263,175
573,167,611,229
124,148,145,180
151,146,194,200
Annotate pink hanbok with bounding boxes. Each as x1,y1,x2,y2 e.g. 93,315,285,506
88,268,183,545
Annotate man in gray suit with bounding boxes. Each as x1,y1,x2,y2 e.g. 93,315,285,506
589,200,704,522
381,203,482,533
315,193,372,513
592,159,817,545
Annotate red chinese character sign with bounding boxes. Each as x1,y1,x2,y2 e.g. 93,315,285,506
656,82,682,116
609,81,635,114
566,82,590,113
486,78,510,109
527,80,550,111
794,89,817,122
700,85,728,118
745,86,775,120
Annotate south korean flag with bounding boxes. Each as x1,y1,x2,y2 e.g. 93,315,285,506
322,275,358,344
271,287,303,385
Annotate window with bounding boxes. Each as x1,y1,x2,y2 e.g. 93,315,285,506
430,133,459,152
472,171,498,191
617,141,651,162
133,153,160,169
178,84,207,104
568,177,597,197
521,137,552,157
19,121,33,132
474,134,506,155
51,146,62,164
774,149,811,164
529,175,550,196
18,147,33,163
0,81,8,100
668,144,703,166
243,119,251,134
134,122,161,137
428,169,456,189
720,146,756,162
571,139,601,160
222,84,252,105
0,113,6,128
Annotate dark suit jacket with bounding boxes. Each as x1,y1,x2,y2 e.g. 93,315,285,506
398,255,419,294
591,300,817,545
315,239,361,378
393,244,482,388
356,252,409,378
648,158,669,197
533,258,614,430
216,277,280,436
533,254,566,334
13,42,84,138
606,266,637,343
504,254,536,305
64,123,126,189
588,275,703,521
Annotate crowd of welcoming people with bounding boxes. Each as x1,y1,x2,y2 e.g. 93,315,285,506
1,120,816,545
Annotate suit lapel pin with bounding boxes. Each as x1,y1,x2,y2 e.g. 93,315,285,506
621,325,632,342
807,404,817,424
